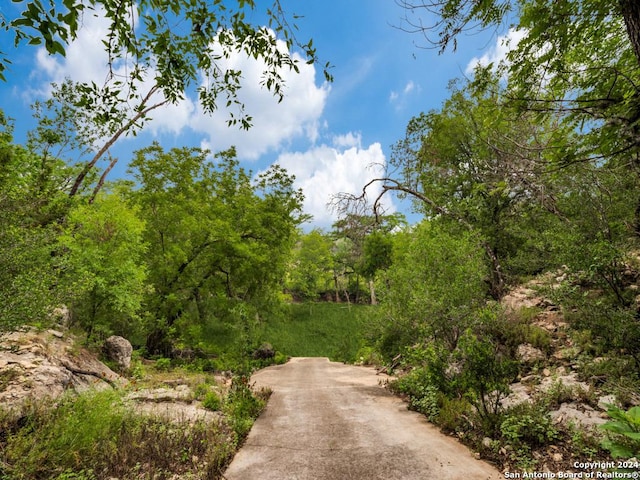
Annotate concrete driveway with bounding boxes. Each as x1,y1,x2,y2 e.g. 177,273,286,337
224,357,502,480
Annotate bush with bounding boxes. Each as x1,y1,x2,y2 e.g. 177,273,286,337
435,395,472,434
154,357,172,371
203,391,222,411
224,376,270,443
500,403,559,449
601,405,640,460
454,330,518,424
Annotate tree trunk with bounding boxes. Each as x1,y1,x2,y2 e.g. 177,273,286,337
483,242,505,300
620,0,640,67
146,328,174,357
369,278,377,305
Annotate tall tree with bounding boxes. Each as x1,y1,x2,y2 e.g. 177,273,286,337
59,189,148,340
286,229,334,301
127,144,303,354
0,112,75,331
398,1,640,187
342,77,566,298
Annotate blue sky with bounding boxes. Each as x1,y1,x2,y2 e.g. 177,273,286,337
0,1,514,229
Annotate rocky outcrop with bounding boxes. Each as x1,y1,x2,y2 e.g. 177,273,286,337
103,335,133,370
516,344,546,363
0,328,127,411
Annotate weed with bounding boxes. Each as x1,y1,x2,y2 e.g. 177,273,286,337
224,375,270,444
567,422,601,459
154,357,172,371
0,388,238,479
500,403,559,451
0,368,18,392
203,391,222,411
600,405,640,460
436,395,472,434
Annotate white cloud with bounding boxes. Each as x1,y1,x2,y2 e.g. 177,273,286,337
404,81,415,94
187,40,330,160
332,132,361,148
465,28,527,75
389,80,419,110
31,8,330,157
274,140,394,227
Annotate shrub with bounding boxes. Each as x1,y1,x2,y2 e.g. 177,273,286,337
154,357,171,371
601,405,640,460
500,403,559,449
435,395,472,434
224,375,270,443
203,391,222,411
454,330,518,425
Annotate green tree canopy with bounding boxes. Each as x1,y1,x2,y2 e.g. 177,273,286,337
126,143,303,354
59,189,148,340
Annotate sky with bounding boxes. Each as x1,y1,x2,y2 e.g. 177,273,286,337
0,1,515,230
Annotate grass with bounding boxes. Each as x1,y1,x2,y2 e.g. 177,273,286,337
178,302,374,367
0,372,269,480
257,303,373,363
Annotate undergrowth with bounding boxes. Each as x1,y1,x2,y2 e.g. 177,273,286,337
0,380,268,480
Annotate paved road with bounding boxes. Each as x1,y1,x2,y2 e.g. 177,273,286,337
224,357,502,480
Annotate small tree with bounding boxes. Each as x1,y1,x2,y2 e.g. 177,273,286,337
59,189,148,339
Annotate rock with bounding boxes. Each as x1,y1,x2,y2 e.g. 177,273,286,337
552,453,563,462
520,375,540,385
252,342,275,360
482,437,493,448
0,328,126,411
127,386,193,403
51,305,70,327
550,402,606,428
540,373,589,393
48,329,64,339
103,336,133,370
517,344,545,363
542,368,552,377
598,394,618,410
501,382,533,409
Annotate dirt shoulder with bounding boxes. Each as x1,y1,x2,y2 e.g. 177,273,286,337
224,357,502,480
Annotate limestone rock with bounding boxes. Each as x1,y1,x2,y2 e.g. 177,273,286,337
516,344,546,363
103,335,133,370
549,402,606,428
0,328,126,411
598,394,618,410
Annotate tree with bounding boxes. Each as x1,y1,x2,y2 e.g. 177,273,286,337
398,1,640,198
0,111,75,331
58,189,148,340
286,229,334,301
127,143,303,355
330,212,405,303
2,1,331,197
377,220,487,355
342,76,566,298
360,230,394,305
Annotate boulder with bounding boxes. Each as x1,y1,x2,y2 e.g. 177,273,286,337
103,336,133,370
0,328,126,411
252,342,275,360
516,343,546,363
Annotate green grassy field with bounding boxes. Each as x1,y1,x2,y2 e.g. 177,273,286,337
258,303,373,363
